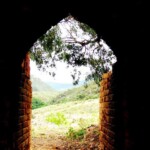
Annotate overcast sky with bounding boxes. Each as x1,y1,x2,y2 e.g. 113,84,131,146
30,17,116,84
30,59,90,83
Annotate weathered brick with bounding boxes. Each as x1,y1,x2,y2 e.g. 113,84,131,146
99,143,105,150
103,89,110,96
25,108,31,114
100,86,104,92
100,102,115,108
103,94,113,102
22,133,29,141
100,97,104,103
100,132,115,150
24,115,29,121
101,108,115,116
102,72,112,79
100,126,115,139
23,121,29,128
100,92,105,98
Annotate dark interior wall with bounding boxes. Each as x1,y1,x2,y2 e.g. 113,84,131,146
0,52,31,149
0,53,22,149
0,1,149,149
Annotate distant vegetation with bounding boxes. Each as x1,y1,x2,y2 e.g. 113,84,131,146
31,75,59,109
31,75,56,92
51,81,99,104
32,97,47,109
46,81,85,91
31,75,100,109
31,75,100,142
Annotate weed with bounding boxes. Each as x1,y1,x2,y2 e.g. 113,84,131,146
66,127,86,140
46,112,68,125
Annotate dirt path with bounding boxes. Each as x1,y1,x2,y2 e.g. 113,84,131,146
31,136,65,150
31,125,100,150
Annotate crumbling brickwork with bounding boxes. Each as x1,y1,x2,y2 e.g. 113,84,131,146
13,53,32,149
99,72,115,150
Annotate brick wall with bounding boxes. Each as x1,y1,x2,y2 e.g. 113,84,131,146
99,72,115,150
0,52,32,149
13,53,32,149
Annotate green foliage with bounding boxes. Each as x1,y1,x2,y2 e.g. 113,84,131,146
65,115,98,140
79,22,96,37
51,81,99,104
32,97,47,109
66,127,86,140
30,15,116,86
32,91,59,106
31,99,99,138
31,80,99,109
46,112,68,125
31,75,59,109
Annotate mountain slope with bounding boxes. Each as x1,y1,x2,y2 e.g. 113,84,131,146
31,75,56,92
47,80,85,91
51,81,100,104
31,75,59,108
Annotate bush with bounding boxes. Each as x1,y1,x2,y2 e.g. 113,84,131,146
32,97,46,109
46,112,68,125
76,94,86,100
66,127,86,140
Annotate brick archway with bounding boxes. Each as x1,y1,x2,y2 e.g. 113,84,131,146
0,1,148,149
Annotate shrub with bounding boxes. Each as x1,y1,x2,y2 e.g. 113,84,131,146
32,97,46,109
66,127,86,140
46,112,67,125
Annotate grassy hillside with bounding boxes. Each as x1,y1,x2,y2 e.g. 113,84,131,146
32,98,99,138
51,81,100,104
31,80,100,146
46,80,85,91
31,75,59,109
31,75,56,92
31,77,100,109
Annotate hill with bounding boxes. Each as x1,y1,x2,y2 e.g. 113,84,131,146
46,80,85,91
50,81,100,104
31,75,59,109
31,75,56,92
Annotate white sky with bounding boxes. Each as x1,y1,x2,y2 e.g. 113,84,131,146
30,17,116,83
30,59,90,83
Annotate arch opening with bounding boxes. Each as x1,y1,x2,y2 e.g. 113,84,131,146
29,15,117,149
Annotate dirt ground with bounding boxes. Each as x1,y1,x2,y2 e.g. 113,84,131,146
31,125,100,150
31,136,65,150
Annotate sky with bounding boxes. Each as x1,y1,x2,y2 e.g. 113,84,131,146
30,17,116,84
30,59,90,84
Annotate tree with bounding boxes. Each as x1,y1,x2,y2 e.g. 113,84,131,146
30,15,116,86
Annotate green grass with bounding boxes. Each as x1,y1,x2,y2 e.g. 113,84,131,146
31,80,100,138
32,92,60,109
31,98,99,138
32,97,47,109
66,127,86,140
48,81,100,104
32,91,59,103
32,81,99,109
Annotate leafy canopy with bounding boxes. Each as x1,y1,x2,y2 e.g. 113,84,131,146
30,15,116,85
